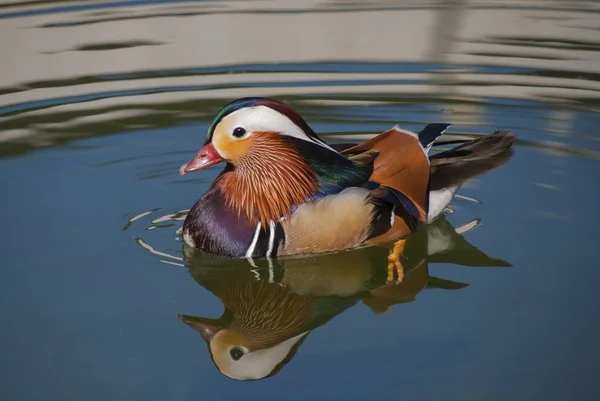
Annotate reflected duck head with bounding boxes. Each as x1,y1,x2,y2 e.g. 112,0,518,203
178,313,309,381
177,271,323,381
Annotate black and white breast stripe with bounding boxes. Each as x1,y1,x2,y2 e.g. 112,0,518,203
244,220,286,258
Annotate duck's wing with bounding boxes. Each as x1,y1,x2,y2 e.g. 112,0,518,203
418,123,452,153
341,124,449,245
343,124,449,217
279,125,450,255
329,123,450,154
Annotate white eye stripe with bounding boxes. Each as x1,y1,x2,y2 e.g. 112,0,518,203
222,106,337,152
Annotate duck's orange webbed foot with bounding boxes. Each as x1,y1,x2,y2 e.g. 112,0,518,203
386,239,406,284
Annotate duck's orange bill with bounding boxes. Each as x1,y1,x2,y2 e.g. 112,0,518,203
179,143,223,175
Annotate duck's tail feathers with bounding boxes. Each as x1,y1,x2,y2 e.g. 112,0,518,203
427,130,516,221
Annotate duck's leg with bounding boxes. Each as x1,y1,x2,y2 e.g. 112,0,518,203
387,239,406,284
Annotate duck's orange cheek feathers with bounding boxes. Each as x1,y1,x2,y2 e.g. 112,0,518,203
212,130,253,163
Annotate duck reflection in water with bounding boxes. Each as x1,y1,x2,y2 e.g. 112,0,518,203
178,215,510,381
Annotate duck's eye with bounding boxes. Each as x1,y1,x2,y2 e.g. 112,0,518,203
229,347,244,361
232,127,246,138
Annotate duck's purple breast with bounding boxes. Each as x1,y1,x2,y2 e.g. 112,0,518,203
182,186,255,257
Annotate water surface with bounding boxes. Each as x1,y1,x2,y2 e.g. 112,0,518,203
1,1,599,400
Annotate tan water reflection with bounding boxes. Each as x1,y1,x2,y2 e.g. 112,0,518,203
178,215,510,380
0,0,598,154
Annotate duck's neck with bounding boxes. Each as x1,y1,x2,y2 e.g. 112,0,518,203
224,280,315,349
215,140,321,226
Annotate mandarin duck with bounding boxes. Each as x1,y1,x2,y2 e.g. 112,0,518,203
179,97,515,266
178,215,511,380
